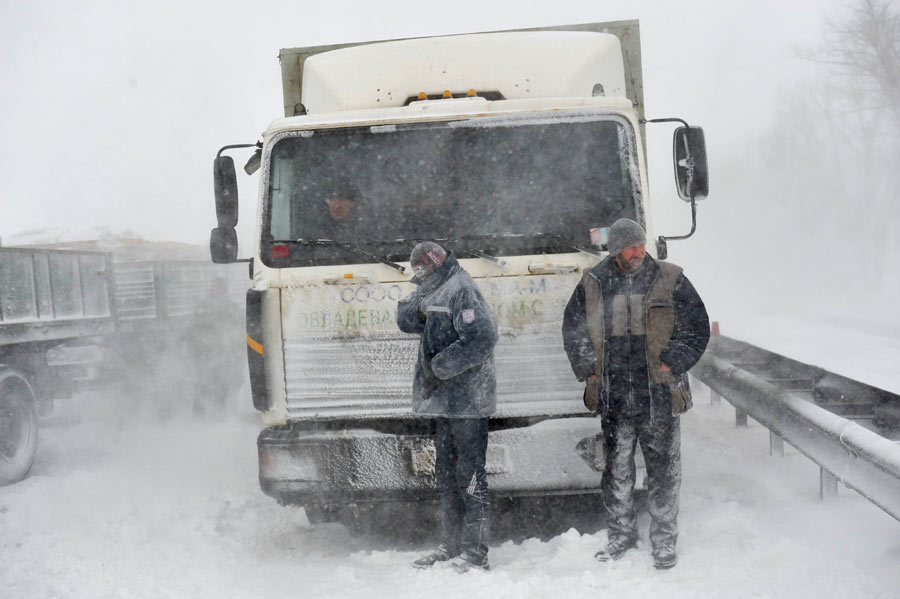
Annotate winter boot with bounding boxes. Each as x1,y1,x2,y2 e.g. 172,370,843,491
412,544,458,569
652,544,677,569
450,552,490,573
594,535,638,562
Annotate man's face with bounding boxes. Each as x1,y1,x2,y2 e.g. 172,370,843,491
412,264,432,280
616,244,646,273
326,197,354,221
410,249,445,280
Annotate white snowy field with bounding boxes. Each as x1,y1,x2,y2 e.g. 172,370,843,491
2,372,899,599
707,308,900,397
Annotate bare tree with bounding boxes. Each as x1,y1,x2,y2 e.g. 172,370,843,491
818,0,900,129
758,0,900,297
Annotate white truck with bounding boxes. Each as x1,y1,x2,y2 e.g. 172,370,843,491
211,20,709,530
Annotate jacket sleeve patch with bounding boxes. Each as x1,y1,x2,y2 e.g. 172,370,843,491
462,308,475,323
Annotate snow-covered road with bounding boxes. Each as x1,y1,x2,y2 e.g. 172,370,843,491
2,382,898,599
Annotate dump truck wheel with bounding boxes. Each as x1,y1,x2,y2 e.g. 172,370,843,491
0,366,39,486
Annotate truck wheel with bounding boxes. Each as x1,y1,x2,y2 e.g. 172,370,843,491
339,502,437,542
304,504,340,525
0,367,39,486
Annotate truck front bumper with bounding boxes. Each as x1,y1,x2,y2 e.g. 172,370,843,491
258,417,607,506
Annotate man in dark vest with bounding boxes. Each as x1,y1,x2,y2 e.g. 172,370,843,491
397,242,498,572
561,218,709,569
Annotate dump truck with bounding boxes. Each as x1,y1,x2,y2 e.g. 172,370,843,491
211,20,709,529
0,246,245,484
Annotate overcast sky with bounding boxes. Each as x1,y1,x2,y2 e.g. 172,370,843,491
1,0,847,246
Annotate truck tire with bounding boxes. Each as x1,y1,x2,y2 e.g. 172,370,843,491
347,502,437,541
304,504,340,525
0,366,39,486
306,502,436,542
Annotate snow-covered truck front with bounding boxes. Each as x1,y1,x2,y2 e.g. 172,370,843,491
209,21,709,527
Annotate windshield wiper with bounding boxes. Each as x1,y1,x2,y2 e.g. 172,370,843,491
569,244,603,258
432,235,508,269
528,232,604,257
298,239,407,274
459,248,508,269
452,232,604,258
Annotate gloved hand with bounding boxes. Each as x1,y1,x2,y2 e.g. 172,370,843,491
583,375,604,413
416,290,427,322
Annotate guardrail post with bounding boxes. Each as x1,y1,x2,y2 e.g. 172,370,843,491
709,321,721,404
820,468,839,500
769,431,784,457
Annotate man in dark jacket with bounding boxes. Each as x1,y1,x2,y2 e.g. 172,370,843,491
562,218,709,570
397,242,498,572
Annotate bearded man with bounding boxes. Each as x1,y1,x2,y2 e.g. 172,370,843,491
562,218,710,569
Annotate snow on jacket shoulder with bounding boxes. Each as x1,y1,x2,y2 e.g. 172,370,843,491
396,253,498,417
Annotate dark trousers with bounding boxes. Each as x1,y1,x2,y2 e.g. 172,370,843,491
601,411,681,550
435,417,490,561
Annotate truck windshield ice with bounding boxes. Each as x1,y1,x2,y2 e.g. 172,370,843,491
262,112,642,267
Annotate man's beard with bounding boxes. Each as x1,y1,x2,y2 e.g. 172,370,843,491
616,254,646,274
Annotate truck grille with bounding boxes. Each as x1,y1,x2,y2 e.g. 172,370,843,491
283,327,584,419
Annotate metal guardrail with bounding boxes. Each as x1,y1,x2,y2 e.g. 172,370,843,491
693,335,900,523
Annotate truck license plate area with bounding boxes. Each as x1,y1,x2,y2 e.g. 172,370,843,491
408,443,436,476
407,442,511,476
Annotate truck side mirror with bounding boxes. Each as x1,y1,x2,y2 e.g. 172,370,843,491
210,227,238,264
673,126,709,202
214,156,239,228
244,147,262,175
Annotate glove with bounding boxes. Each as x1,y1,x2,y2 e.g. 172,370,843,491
583,376,603,413
415,290,427,322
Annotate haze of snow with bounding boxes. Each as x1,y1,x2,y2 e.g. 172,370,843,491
2,323,899,599
706,307,900,397
0,0,848,245
2,3,898,595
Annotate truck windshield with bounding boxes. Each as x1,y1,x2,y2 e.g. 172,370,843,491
263,112,642,267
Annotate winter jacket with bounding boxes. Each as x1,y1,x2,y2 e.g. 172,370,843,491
397,253,498,417
562,256,709,421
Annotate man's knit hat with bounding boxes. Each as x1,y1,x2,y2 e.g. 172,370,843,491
328,180,361,203
410,241,447,277
607,218,646,256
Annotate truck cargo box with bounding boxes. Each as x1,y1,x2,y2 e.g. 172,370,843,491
0,248,114,345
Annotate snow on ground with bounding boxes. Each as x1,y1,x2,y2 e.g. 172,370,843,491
2,327,900,599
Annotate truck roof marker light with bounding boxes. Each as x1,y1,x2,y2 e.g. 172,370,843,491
404,91,504,105
272,244,290,259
